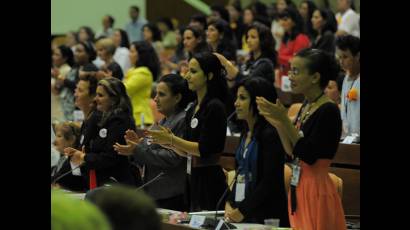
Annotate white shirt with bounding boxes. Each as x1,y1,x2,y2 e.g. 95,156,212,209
340,74,360,137
114,47,132,75
336,9,360,38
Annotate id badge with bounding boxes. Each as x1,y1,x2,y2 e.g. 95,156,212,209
187,155,192,175
235,174,245,202
290,163,301,187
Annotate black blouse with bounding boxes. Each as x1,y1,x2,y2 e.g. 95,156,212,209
184,97,227,159
227,125,290,225
293,102,342,164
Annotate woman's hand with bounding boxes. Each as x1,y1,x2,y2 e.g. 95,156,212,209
147,125,173,145
256,97,288,128
51,68,60,78
225,208,244,223
64,146,85,165
113,130,143,156
213,52,238,80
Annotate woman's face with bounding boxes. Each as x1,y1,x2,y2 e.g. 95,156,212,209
74,80,94,111
277,0,288,13
112,30,122,47
183,30,199,52
243,9,254,25
289,56,316,94
299,2,309,20
78,28,89,43
234,86,252,121
336,48,358,73
246,28,261,53
154,82,180,116
53,127,75,154
311,10,324,31
143,27,153,42
206,25,220,44
129,44,139,66
96,45,109,61
52,47,66,67
185,58,207,92
66,33,77,47
74,44,89,65
95,85,112,112
279,17,295,33
325,80,341,104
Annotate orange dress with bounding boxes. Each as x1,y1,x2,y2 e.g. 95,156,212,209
289,102,346,230
288,159,346,230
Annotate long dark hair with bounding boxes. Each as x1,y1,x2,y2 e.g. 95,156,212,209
316,8,337,34
57,45,74,67
131,41,160,81
207,18,237,61
278,7,305,43
184,25,210,59
142,23,162,42
114,29,130,49
158,74,195,112
235,77,277,140
192,52,228,105
300,0,317,39
97,78,134,126
246,22,277,67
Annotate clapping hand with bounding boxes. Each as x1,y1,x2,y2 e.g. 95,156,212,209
114,129,143,156
64,146,85,165
147,125,173,145
256,97,288,128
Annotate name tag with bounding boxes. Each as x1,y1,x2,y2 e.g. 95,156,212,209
342,135,354,144
290,164,301,187
187,155,192,175
281,76,292,92
73,110,84,122
189,215,206,228
235,174,245,202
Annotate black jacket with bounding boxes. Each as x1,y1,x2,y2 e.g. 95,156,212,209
82,110,136,189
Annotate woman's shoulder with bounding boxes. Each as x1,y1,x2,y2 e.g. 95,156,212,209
126,66,153,77
295,33,310,42
317,102,340,116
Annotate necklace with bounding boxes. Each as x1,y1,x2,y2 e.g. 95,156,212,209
295,92,324,129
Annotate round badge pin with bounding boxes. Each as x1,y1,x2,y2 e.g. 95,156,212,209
190,118,198,128
99,128,108,138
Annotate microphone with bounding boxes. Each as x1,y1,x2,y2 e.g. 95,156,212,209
136,172,165,191
200,170,238,229
215,170,238,227
227,111,236,122
51,163,84,185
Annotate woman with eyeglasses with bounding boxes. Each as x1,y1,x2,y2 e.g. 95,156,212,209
256,48,346,230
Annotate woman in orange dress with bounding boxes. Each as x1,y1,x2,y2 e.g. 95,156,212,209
256,48,346,230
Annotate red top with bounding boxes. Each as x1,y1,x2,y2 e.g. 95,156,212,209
278,34,310,84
